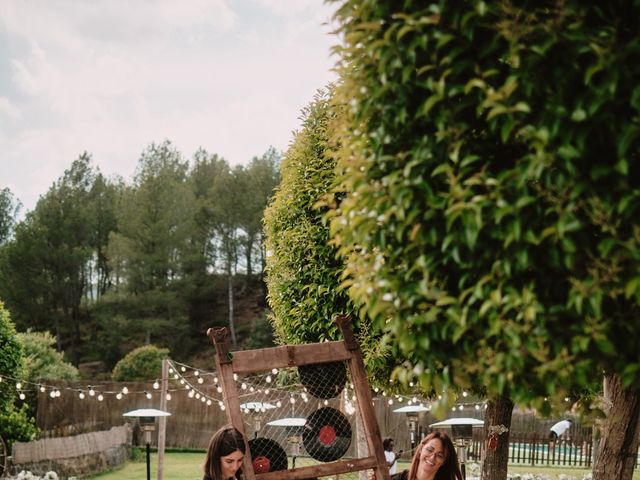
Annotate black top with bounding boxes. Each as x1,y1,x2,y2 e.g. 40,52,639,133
392,470,409,480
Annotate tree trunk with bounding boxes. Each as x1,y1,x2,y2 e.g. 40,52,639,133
481,394,514,480
592,373,640,480
228,269,236,347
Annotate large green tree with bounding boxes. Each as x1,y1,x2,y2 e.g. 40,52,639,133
264,89,382,360
106,141,194,351
329,2,639,479
0,154,102,361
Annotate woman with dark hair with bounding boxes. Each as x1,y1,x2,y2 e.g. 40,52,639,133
391,431,462,480
203,426,246,480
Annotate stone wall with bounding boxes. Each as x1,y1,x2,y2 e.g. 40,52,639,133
10,425,131,479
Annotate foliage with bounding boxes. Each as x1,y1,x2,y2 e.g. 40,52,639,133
264,88,361,344
330,0,639,413
111,344,169,382
0,402,38,449
17,330,79,382
0,141,277,371
0,187,20,245
0,154,110,364
0,301,23,411
241,310,276,350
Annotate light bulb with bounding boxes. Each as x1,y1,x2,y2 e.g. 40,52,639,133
153,381,160,390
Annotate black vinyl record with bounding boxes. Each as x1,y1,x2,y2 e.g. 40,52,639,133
298,361,347,399
302,407,352,462
249,437,288,473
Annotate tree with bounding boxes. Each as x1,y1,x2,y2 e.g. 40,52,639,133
264,88,381,358
0,154,100,360
107,141,194,349
0,188,20,245
236,147,280,277
329,2,639,479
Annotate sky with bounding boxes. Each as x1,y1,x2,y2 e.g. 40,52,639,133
0,0,338,213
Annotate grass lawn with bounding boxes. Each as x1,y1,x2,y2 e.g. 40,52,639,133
88,450,640,480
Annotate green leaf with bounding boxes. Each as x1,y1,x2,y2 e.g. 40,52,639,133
571,108,587,122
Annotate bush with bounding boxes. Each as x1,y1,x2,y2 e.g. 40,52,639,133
111,344,169,381
18,330,79,382
0,301,23,411
0,402,37,450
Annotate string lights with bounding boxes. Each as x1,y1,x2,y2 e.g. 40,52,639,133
1,359,488,415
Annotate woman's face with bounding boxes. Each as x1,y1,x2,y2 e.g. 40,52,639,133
219,449,244,479
416,438,446,479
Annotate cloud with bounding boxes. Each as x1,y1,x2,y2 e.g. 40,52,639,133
0,0,337,213
0,96,21,120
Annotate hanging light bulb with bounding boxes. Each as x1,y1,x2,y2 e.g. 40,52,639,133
195,392,201,399
40,386,46,393
122,386,129,395
265,375,272,383
198,377,204,384
16,382,22,390
79,391,85,399
153,380,160,390
166,393,172,401
216,386,222,393
194,370,200,377
181,366,186,372
276,400,282,408
200,396,206,403
88,386,95,396
241,383,247,390
233,373,238,381
97,394,104,401
271,368,278,374
188,390,195,398
116,393,123,400
145,392,152,400
49,390,56,398
206,399,212,406
19,392,26,400
169,368,174,374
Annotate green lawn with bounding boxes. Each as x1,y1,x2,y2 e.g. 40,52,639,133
88,451,640,480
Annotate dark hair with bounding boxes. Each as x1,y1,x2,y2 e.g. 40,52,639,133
383,437,394,450
407,432,462,480
203,426,246,480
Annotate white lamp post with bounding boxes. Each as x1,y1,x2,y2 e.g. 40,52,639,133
123,408,171,480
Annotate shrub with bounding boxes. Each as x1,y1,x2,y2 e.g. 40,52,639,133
18,330,79,382
111,344,169,382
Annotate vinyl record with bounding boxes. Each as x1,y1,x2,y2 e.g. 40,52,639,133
298,361,347,399
302,407,352,462
248,437,288,473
